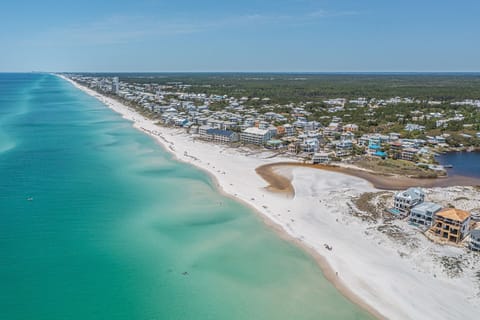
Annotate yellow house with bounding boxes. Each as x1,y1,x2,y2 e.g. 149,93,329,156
431,208,471,243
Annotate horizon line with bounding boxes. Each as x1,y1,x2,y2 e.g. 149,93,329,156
3,70,480,75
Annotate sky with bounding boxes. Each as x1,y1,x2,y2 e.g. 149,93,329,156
1,0,479,72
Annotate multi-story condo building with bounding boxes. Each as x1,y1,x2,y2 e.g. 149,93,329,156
198,125,211,136
199,126,239,143
240,127,273,145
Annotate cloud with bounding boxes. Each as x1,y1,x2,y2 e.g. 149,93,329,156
308,10,328,18
21,15,204,47
20,8,362,48
308,9,361,18
229,8,362,26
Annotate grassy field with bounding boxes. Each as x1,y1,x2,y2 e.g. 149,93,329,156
354,158,440,178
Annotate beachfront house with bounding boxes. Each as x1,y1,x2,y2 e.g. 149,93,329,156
288,142,300,154
301,138,320,153
470,229,480,251
266,139,284,149
312,152,330,164
334,140,353,157
409,202,442,228
430,208,471,244
393,188,425,216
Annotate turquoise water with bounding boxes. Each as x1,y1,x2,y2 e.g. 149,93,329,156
0,73,372,320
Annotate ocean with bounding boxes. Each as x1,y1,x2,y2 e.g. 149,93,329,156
0,73,371,320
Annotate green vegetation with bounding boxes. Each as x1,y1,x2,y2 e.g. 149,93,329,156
94,72,480,102
355,158,441,178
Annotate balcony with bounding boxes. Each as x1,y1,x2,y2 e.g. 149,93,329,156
449,235,458,242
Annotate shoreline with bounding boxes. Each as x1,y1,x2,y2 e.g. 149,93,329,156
58,75,384,319
57,74,480,320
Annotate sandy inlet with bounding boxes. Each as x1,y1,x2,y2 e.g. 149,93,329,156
258,162,480,190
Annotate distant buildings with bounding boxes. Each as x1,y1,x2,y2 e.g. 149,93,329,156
400,148,418,162
282,124,295,137
70,74,476,175
405,123,425,132
430,208,471,244
112,77,119,94
323,122,342,137
343,124,359,132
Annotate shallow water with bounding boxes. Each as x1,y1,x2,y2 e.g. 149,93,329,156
0,73,372,320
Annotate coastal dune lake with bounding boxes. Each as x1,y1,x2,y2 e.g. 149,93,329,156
0,74,372,320
438,151,480,179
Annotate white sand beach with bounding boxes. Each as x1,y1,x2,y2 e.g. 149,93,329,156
59,75,480,320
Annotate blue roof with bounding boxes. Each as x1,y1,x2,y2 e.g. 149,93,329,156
375,151,387,157
206,129,235,137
